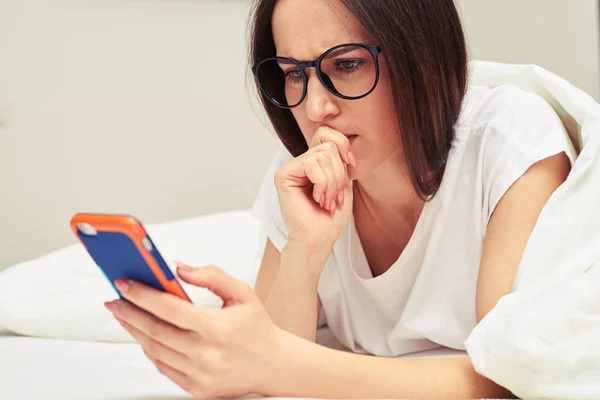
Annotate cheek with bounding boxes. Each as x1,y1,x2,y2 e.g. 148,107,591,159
373,72,400,141
359,83,400,144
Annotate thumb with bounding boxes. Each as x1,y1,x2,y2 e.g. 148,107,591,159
175,262,254,305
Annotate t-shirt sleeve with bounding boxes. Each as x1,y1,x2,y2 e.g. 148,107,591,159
481,89,577,226
251,144,294,253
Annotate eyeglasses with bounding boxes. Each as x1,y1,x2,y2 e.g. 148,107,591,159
252,43,382,109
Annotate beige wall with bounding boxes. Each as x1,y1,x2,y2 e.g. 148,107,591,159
0,0,279,269
1,0,599,270
457,0,600,101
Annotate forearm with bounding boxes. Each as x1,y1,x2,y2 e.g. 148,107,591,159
268,329,514,400
264,244,327,342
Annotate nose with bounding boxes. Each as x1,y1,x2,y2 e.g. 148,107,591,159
304,70,340,123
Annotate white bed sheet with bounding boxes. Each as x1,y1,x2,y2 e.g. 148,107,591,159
0,329,468,400
0,334,191,400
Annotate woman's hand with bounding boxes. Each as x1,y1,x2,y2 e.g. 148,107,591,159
275,126,356,254
104,263,283,399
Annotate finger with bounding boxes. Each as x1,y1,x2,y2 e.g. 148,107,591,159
113,279,217,334
301,156,328,208
117,317,191,375
315,151,338,211
326,146,349,208
310,126,355,166
337,189,345,208
107,299,196,352
176,264,256,306
152,358,199,397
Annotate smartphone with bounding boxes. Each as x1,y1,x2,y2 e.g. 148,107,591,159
70,213,191,302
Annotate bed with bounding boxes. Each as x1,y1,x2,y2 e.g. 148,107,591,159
0,327,470,400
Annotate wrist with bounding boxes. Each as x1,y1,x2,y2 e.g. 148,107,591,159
281,241,332,284
284,239,334,264
261,327,307,397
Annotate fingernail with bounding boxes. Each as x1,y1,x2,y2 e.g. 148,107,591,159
319,193,325,208
329,199,335,212
115,279,130,293
175,261,193,272
348,152,356,168
177,266,193,274
104,301,118,312
337,190,344,207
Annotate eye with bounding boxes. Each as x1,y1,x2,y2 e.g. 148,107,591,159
285,69,303,81
336,60,361,72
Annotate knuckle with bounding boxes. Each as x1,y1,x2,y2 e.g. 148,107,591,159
323,141,336,152
183,380,202,397
203,265,221,277
303,158,320,174
314,152,327,164
240,281,253,295
157,302,176,323
274,167,286,186
300,158,314,169
215,322,233,344
146,340,161,358
147,318,164,339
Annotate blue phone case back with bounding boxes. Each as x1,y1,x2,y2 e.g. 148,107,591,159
77,230,174,297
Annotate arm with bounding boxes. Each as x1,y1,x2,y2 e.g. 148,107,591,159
476,151,571,321
264,152,570,399
254,127,353,342
271,331,512,400
254,238,326,342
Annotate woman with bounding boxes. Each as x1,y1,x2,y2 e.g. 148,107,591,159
104,0,575,398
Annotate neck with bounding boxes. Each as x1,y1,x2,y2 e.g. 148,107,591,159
353,151,424,227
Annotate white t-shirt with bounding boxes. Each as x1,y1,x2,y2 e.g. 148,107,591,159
251,84,577,357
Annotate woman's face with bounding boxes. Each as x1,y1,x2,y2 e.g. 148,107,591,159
271,0,403,180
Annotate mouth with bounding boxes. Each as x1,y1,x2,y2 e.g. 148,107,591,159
347,135,358,144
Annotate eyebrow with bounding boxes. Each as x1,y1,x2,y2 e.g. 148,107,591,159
277,44,359,62
325,46,359,59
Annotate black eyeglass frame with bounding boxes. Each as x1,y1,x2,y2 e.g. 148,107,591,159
252,43,382,109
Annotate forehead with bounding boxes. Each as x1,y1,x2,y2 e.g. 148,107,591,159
272,0,372,59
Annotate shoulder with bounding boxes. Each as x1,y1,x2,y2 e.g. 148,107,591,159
453,84,575,163
455,85,573,156
458,84,562,129
446,84,575,222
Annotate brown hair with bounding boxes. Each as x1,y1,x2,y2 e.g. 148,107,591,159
249,0,469,199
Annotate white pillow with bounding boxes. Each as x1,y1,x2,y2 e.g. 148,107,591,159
0,209,265,342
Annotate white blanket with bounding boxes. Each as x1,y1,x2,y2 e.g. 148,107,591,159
464,61,600,399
